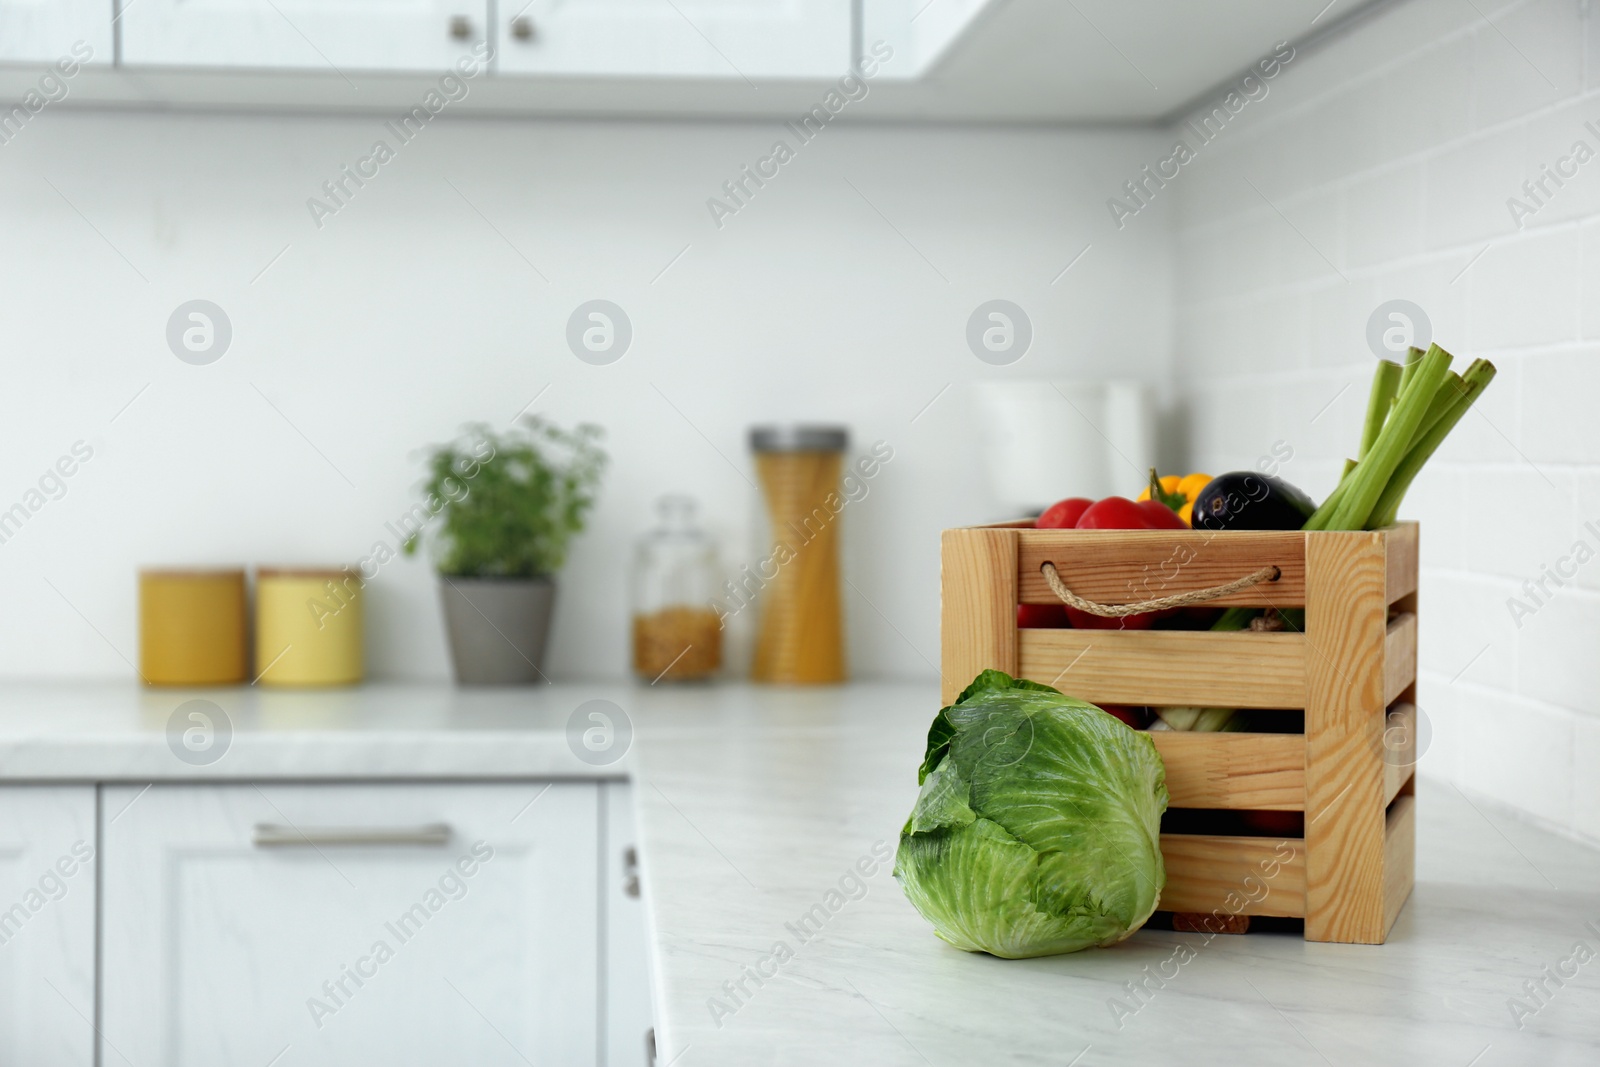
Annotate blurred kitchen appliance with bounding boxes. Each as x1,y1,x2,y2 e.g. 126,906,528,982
972,380,1157,515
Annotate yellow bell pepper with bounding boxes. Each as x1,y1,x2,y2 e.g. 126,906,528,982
1137,469,1211,526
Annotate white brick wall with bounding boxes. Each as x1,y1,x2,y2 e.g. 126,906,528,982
1172,0,1600,845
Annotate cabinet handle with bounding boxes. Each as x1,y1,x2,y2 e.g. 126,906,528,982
449,14,473,40
252,823,452,847
510,15,535,41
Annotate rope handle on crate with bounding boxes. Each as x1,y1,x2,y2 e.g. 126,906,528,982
1038,561,1281,618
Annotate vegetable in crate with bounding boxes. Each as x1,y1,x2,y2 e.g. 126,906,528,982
1077,494,1188,532
895,670,1168,958
1060,495,1186,630
1030,493,1183,630
1190,472,1316,532
1036,497,1093,530
1016,603,1070,628
1153,707,1242,732
1137,470,1211,526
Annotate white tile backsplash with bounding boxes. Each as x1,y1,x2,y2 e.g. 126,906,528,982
1521,347,1600,461
1516,585,1600,713
1469,0,1585,130
1468,227,1581,348
1175,0,1600,845
1417,570,1519,691
1345,163,1426,268
1462,467,1576,579
1423,124,1529,248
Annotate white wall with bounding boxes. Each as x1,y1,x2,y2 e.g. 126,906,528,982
0,107,1173,682
1171,0,1600,844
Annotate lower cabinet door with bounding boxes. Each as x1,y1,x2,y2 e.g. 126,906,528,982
603,782,655,1067
101,782,597,1066
0,785,96,1067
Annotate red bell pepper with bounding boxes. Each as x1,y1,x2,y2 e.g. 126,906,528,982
1035,493,1186,629
1036,497,1093,529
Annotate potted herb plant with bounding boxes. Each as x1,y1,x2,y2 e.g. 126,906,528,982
404,417,606,684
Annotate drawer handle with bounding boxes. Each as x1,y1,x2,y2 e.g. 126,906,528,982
623,845,640,898
252,823,452,848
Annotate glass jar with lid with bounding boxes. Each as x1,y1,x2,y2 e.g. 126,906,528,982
632,494,722,682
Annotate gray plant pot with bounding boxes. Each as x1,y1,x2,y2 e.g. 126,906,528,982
437,576,556,685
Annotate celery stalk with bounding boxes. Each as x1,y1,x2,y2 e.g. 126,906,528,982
1396,345,1424,396
1368,360,1497,527
1327,345,1453,530
1359,361,1403,461
1410,371,1465,449
1303,462,1358,532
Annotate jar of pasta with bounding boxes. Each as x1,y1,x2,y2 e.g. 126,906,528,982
748,426,848,683
632,495,722,682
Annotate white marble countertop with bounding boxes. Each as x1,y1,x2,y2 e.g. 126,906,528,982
624,683,1600,1067
1,681,1596,1065
0,681,630,779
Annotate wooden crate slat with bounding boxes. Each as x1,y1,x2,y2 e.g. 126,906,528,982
1016,629,1305,709
1160,835,1304,917
940,528,1020,706
1149,732,1305,810
1385,521,1419,604
1382,794,1417,938
1305,531,1390,944
1383,612,1418,709
1016,529,1307,607
1383,703,1417,807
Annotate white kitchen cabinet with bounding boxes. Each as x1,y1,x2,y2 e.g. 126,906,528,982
496,0,852,80
119,0,491,74
101,782,598,1066
0,0,111,65
0,785,96,1067
604,782,654,1067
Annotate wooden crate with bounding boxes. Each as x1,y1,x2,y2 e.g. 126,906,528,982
940,521,1419,945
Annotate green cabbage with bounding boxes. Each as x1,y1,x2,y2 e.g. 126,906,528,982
894,670,1168,958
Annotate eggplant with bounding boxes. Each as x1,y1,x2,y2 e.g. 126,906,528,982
1191,471,1316,532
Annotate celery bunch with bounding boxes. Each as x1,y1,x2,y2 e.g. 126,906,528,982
1308,344,1496,532
1213,343,1496,634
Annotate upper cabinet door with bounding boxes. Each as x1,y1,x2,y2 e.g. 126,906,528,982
0,786,97,1067
497,0,852,79
101,782,598,1067
0,0,111,64
120,0,491,73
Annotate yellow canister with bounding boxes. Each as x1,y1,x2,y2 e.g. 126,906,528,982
255,568,364,687
139,569,249,686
